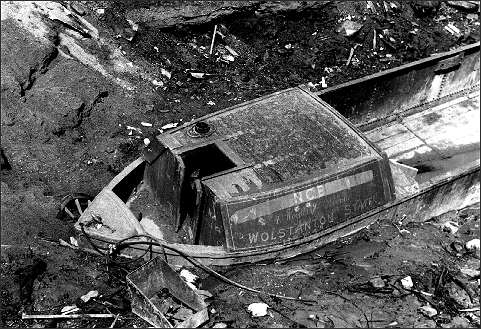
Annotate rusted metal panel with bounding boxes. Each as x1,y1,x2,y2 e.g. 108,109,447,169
222,159,391,251
145,149,184,228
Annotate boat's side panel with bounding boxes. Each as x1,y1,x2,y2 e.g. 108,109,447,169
145,150,184,228
195,188,225,246
364,91,480,164
221,158,391,251
317,43,480,126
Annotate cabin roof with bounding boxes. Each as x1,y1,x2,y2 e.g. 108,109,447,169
158,87,381,200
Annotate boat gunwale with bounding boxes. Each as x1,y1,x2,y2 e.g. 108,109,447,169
315,41,480,96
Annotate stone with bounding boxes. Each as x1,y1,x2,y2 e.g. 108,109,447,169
247,302,269,317
401,276,414,289
419,305,438,318
370,277,386,288
70,2,86,16
446,282,473,308
0,19,57,96
450,316,471,328
447,1,479,12
460,268,480,278
337,20,363,37
124,1,331,29
465,239,480,251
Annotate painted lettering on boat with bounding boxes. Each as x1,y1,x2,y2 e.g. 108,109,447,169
229,170,373,225
238,194,379,246
224,164,389,250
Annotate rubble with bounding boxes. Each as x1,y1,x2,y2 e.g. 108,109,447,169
126,257,208,328
369,277,386,289
247,302,269,317
401,276,414,289
337,19,363,37
80,290,99,303
465,239,480,251
446,1,479,12
61,305,79,314
419,305,438,318
442,221,460,234
446,282,473,308
161,122,179,130
460,268,480,278
445,23,462,37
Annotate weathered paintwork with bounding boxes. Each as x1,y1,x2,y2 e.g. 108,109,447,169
75,164,479,267
151,86,395,248
158,88,382,199
221,158,392,250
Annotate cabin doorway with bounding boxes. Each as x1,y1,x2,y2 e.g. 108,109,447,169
177,143,236,238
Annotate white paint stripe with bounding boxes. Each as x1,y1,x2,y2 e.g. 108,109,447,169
230,170,373,224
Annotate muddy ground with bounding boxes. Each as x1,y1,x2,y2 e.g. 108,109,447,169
1,0,480,327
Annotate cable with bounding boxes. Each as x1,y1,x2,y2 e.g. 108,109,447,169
79,225,149,265
113,239,316,304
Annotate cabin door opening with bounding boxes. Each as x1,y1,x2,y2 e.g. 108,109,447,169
178,143,236,236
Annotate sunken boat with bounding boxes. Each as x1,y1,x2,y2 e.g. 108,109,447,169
69,42,480,266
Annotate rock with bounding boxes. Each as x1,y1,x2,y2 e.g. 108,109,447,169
337,20,363,37
1,148,12,170
25,88,85,136
247,302,269,317
69,2,86,16
446,282,473,308
465,239,480,251
460,268,480,278
401,276,414,289
450,316,471,328
442,221,460,234
419,305,438,318
410,1,441,16
1,19,57,97
124,1,331,29
80,290,99,303
466,13,479,21
446,1,479,12
370,277,386,288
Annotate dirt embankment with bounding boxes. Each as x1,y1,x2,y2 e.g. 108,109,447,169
1,0,480,328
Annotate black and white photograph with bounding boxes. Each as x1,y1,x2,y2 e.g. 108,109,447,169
1,0,480,327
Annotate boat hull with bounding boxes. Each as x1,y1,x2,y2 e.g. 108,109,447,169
76,164,479,266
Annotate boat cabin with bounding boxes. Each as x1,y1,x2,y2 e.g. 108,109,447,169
132,87,395,251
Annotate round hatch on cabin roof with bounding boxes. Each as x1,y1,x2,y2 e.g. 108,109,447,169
187,121,215,138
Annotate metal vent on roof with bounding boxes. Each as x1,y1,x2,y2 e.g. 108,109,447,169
187,121,214,138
